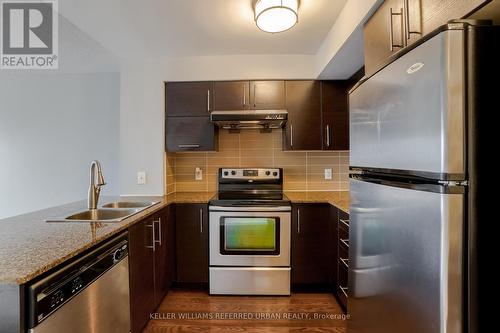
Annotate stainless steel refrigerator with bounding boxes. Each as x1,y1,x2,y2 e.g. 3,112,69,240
348,21,496,333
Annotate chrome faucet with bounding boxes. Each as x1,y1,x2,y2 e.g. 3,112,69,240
88,160,106,210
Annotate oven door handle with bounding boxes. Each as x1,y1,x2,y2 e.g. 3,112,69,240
209,205,291,212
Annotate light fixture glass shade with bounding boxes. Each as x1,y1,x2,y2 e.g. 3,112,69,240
254,0,298,33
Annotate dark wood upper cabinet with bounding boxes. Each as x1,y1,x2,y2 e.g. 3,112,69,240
166,82,213,117
249,80,285,110
176,204,209,284
421,0,490,35
128,218,155,333
321,81,349,150
213,81,250,110
364,0,405,75
364,0,490,75
291,204,333,286
166,116,218,152
283,81,322,150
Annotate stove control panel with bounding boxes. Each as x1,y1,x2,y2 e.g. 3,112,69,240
221,168,280,180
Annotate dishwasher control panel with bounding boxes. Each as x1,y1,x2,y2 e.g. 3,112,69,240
27,233,129,328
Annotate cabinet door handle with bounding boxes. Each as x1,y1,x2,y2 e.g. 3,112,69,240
290,125,293,148
199,209,203,233
178,144,200,149
207,90,210,112
389,7,405,51
146,223,155,252
154,217,162,246
297,209,300,234
339,219,349,229
403,0,421,40
326,125,330,147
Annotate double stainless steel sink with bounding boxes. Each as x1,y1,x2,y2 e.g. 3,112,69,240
47,201,159,223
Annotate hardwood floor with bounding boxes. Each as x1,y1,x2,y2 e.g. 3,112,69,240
143,289,347,333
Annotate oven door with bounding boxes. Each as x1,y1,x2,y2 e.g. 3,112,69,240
209,206,291,267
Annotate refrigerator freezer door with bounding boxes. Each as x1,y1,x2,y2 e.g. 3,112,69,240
350,29,465,180
348,178,464,333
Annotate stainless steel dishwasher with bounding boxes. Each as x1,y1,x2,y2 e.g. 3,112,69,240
27,232,130,333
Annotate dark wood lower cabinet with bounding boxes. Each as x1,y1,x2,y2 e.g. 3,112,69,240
153,206,176,306
291,204,334,287
129,217,156,333
336,209,350,312
129,202,347,331
175,204,209,284
129,206,175,333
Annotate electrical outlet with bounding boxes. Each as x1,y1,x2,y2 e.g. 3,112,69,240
324,168,332,180
137,171,146,185
195,167,203,181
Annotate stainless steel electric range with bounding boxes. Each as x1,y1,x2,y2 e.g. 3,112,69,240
209,168,291,295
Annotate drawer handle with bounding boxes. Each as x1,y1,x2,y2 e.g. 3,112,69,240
178,144,200,149
242,84,246,107
340,286,348,298
340,239,349,248
340,258,349,268
340,219,349,228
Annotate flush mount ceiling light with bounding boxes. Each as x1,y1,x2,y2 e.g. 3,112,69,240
254,0,299,33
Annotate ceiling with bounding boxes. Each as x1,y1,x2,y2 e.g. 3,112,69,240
59,0,347,58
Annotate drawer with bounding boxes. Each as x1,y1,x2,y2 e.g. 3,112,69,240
339,243,349,262
339,236,349,252
338,261,348,287
337,285,348,310
339,223,349,241
338,210,349,222
338,216,349,235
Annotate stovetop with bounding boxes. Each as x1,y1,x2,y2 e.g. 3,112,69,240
210,167,290,207
209,193,291,207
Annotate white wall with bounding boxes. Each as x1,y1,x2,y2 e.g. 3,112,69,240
316,0,383,78
119,54,316,195
0,72,120,219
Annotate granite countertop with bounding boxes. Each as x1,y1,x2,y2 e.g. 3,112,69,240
0,193,216,285
165,191,215,203
284,191,350,213
0,190,347,285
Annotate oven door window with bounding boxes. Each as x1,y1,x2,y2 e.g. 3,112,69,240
220,217,280,255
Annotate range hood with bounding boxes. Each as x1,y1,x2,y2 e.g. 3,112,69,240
210,110,287,131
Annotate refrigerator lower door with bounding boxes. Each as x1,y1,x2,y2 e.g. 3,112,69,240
348,178,464,333
349,28,465,180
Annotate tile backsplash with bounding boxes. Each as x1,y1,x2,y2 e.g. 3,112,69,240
165,129,349,194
